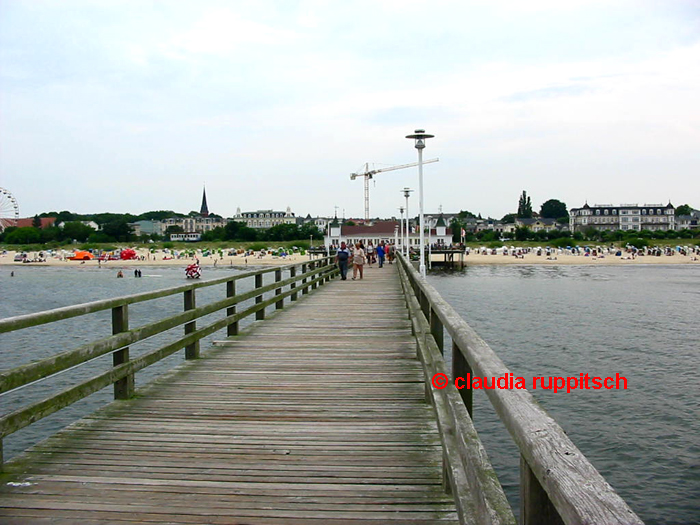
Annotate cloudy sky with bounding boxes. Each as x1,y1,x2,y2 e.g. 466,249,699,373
1,0,698,221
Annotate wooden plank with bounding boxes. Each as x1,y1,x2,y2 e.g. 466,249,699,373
0,265,458,524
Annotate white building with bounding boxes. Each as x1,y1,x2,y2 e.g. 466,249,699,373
324,219,452,250
569,203,676,232
161,216,227,234
234,207,296,229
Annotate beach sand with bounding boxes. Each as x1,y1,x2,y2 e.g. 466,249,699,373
2,247,699,268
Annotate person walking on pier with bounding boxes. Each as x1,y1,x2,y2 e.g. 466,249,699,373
335,241,351,280
352,242,366,280
376,243,385,268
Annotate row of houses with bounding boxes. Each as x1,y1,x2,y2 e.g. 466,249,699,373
10,189,699,241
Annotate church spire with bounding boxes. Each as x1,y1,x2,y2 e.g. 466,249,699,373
200,186,209,217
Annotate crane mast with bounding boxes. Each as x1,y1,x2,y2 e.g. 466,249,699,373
350,158,438,220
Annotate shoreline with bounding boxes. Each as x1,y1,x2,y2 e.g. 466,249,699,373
1,248,699,268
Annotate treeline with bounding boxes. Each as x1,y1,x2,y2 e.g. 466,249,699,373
0,210,323,246
198,222,323,243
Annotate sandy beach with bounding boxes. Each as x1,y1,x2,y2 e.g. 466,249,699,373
2,247,699,268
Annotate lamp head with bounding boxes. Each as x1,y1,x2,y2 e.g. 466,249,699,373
405,129,434,150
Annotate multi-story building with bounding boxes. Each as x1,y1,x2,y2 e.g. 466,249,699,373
676,210,699,230
569,203,676,232
234,207,296,229
129,220,163,237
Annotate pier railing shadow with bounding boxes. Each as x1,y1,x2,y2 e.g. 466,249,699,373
396,252,643,525
0,257,338,467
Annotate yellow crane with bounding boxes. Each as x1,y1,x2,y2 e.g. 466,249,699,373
350,158,438,220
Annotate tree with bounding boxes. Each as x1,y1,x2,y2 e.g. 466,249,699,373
61,221,95,243
264,223,300,242
675,204,693,216
540,199,569,219
457,210,477,219
299,223,324,240
138,210,186,221
201,227,226,242
517,191,533,219
5,227,41,244
101,220,134,242
224,220,258,242
514,226,531,241
32,215,42,228
501,213,517,224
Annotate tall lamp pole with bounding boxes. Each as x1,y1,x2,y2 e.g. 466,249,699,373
398,206,405,254
405,129,434,277
402,188,413,257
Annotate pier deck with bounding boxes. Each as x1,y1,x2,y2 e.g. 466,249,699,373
0,265,458,524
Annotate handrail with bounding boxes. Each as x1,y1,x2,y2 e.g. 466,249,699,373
0,257,338,466
395,253,643,525
396,259,515,525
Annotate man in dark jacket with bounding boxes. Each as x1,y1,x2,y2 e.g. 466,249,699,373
335,242,351,280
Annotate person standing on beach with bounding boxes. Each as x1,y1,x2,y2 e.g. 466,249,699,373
352,243,366,280
335,241,351,280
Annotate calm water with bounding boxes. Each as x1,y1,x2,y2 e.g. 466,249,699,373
1,264,698,524
428,264,700,525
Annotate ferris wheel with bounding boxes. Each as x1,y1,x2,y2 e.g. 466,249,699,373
0,187,20,231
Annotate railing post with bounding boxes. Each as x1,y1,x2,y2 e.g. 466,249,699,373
184,289,199,359
430,307,444,355
275,269,284,310
255,273,265,320
112,305,134,399
227,280,237,336
520,455,565,525
290,266,298,301
302,263,309,295
310,260,317,290
420,289,430,319
452,341,472,417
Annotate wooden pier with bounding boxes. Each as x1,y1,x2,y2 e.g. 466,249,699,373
0,256,643,524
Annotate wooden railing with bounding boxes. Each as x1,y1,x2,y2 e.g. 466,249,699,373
0,257,338,467
395,253,643,525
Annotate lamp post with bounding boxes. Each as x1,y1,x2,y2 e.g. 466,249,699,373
402,188,413,257
394,225,399,256
398,206,405,255
405,130,434,277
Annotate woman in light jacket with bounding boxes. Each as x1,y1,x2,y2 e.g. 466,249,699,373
352,243,366,280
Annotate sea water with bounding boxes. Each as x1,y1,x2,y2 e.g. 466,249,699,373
428,264,700,525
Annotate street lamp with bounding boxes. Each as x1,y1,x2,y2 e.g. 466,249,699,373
402,188,413,257
405,129,434,277
398,206,405,255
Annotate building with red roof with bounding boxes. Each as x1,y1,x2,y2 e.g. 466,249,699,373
16,217,56,229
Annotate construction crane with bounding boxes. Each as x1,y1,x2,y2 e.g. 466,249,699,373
350,158,439,220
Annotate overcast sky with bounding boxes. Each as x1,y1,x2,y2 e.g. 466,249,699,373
1,0,698,221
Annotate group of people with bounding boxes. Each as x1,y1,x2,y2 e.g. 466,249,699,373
334,241,393,280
